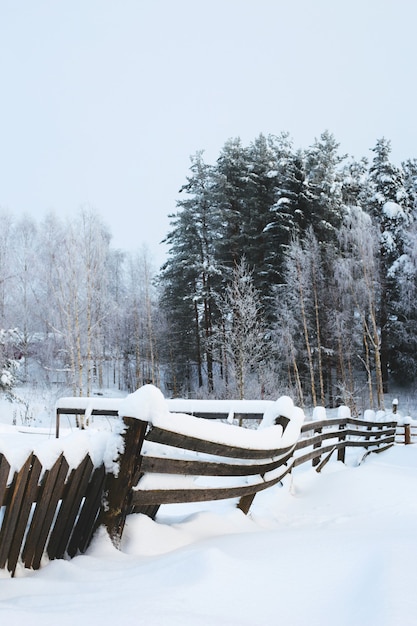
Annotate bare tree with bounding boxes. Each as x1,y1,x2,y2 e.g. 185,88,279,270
217,258,268,399
335,206,384,409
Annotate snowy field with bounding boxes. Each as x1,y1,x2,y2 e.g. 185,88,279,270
1,390,417,625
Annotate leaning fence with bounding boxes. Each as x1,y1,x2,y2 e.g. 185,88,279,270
0,399,403,576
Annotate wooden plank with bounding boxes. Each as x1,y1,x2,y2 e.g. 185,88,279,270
22,454,69,570
53,455,95,559
146,427,294,460
7,455,43,576
315,446,337,473
0,455,33,570
140,449,294,478
67,464,106,557
293,434,395,468
348,418,397,429
0,454,11,506
343,426,397,439
294,427,395,454
57,408,119,415
301,418,347,433
295,429,341,451
130,503,161,519
293,442,345,467
170,412,263,421
47,455,94,560
131,463,293,506
343,435,395,449
358,442,394,464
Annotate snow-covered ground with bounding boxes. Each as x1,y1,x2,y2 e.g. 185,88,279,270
1,388,417,625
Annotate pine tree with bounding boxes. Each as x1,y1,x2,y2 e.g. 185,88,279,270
214,137,250,274
367,138,412,390
265,148,309,287
160,152,220,393
303,130,346,244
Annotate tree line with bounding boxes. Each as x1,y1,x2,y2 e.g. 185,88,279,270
159,131,417,412
0,208,162,401
1,131,416,413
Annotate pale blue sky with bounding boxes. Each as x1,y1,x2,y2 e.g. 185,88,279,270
0,0,415,265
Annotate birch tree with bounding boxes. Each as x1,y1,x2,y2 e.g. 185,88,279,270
216,258,268,399
335,206,384,409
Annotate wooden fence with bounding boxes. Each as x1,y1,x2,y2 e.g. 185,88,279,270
0,401,400,575
0,451,105,576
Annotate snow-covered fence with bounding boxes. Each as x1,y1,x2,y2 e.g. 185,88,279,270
293,415,397,471
0,387,400,574
54,397,274,437
0,451,105,576
98,389,304,542
395,417,417,444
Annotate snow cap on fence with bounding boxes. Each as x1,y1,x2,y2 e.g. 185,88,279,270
118,384,170,423
337,405,351,419
363,409,376,421
259,395,295,429
312,406,326,421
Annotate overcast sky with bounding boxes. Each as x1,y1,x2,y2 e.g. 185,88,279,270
0,0,415,266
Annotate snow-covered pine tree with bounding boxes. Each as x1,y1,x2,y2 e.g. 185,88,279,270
244,134,283,306
367,138,413,390
160,152,220,393
214,137,250,275
385,157,417,382
303,130,346,244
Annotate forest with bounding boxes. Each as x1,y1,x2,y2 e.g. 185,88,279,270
1,131,417,415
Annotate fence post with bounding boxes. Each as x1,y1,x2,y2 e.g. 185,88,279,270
98,416,148,548
404,417,411,445
312,425,322,468
337,420,346,463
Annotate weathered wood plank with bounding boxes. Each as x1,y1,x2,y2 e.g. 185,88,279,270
146,427,294,460
67,463,106,557
131,463,293,506
0,454,11,506
293,434,395,468
301,418,347,433
0,455,33,570
140,449,294,478
22,454,69,570
295,429,342,450
47,455,94,560
7,455,43,575
130,503,161,519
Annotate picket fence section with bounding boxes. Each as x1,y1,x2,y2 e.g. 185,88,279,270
0,401,401,576
0,451,105,576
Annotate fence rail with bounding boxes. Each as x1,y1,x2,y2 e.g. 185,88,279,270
0,400,404,575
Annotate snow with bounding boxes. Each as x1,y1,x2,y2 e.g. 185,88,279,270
1,389,417,624
119,384,170,421
0,425,125,479
119,386,304,449
312,405,326,421
337,404,351,419
383,200,405,220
